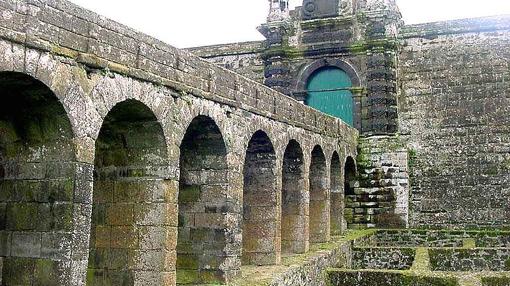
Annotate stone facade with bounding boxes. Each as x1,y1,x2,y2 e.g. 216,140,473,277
189,0,510,230
1,0,510,285
399,16,510,228
0,0,358,285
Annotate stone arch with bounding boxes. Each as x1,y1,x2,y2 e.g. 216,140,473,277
1,47,93,141
177,115,230,285
0,72,78,284
295,58,361,96
89,75,173,145
329,151,343,235
87,99,173,285
242,130,280,266
344,156,357,229
281,140,308,254
309,145,330,243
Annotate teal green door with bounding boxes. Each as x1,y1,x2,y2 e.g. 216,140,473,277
305,67,353,126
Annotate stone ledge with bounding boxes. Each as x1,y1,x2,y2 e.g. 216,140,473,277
400,14,510,39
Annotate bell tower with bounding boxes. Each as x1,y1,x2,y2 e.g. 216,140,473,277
268,0,290,22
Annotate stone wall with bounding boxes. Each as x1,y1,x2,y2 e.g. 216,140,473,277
429,248,510,272
346,136,409,229
368,230,466,248
399,15,510,228
332,229,510,286
328,271,457,286
186,41,266,84
352,247,415,270
0,0,359,285
362,229,510,248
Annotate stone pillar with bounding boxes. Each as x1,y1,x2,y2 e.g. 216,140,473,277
365,17,399,134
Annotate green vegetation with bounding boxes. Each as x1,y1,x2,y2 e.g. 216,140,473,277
411,248,430,273
462,238,476,249
481,277,510,286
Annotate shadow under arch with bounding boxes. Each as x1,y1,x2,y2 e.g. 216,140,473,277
343,155,357,229
0,71,79,284
329,151,343,235
177,115,232,284
88,99,172,285
242,130,279,266
309,145,330,243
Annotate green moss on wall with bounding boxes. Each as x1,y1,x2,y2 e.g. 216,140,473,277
328,270,458,286
482,277,510,286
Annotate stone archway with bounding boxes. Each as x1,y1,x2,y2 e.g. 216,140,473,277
344,156,357,229
329,151,343,235
294,58,362,130
177,115,230,285
88,99,173,285
0,72,77,285
281,140,308,254
242,130,279,266
309,145,329,243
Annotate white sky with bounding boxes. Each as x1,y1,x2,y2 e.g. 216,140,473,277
67,0,510,48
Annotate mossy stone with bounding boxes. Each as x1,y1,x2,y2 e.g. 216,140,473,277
34,259,60,285
178,185,201,204
176,269,200,284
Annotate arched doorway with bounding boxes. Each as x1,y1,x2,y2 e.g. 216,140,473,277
0,72,76,285
329,152,342,235
306,67,354,126
281,140,307,254
242,130,279,265
344,156,357,229
177,116,230,285
309,145,329,243
88,99,172,285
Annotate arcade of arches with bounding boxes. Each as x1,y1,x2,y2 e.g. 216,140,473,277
0,70,356,286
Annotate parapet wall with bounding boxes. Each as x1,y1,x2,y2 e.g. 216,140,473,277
186,41,266,84
398,15,510,228
0,0,351,138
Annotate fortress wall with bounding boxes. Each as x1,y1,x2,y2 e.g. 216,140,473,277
398,15,510,228
186,41,266,84
0,0,359,284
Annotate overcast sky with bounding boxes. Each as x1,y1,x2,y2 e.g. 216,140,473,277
67,0,510,48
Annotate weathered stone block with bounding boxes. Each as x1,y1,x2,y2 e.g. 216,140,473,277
110,226,138,249
11,232,41,258
41,233,72,260
33,259,62,285
176,269,200,284
2,257,35,285
106,203,134,226
5,203,39,230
